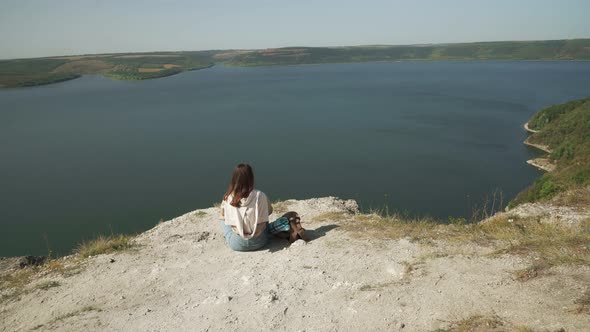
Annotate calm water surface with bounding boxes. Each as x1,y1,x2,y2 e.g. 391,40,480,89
2,61,590,256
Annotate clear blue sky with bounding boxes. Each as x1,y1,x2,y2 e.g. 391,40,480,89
1,0,589,59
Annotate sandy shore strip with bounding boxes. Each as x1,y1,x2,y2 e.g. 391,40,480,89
524,122,539,133
527,158,556,172
524,137,552,153
523,122,555,171
523,122,551,153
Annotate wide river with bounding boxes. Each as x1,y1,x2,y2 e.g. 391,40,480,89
2,61,590,256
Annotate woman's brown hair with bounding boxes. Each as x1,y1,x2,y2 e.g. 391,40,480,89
223,163,254,207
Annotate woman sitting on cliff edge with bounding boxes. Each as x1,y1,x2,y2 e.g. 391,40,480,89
219,163,290,251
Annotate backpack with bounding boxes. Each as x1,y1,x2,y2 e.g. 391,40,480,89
275,211,309,243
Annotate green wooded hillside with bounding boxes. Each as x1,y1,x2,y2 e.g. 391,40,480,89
511,97,590,206
228,39,590,66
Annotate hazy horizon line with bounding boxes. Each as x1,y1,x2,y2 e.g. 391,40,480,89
3,36,589,61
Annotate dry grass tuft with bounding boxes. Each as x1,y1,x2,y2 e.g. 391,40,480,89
33,305,102,330
0,267,39,302
490,218,590,273
512,327,535,332
0,258,81,303
34,280,60,291
76,234,135,258
53,305,100,321
342,212,590,278
514,263,545,282
43,258,73,275
358,281,396,291
272,200,294,215
435,314,505,331
312,211,350,223
573,290,590,314
552,187,590,207
343,213,440,241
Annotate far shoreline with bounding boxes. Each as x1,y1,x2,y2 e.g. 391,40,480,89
3,58,590,90
0,65,216,90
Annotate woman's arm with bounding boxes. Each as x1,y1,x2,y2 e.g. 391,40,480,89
267,196,273,215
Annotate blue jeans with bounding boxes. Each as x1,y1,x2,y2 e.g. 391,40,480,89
220,220,269,251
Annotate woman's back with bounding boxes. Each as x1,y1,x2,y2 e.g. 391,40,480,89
222,189,271,238
219,164,275,251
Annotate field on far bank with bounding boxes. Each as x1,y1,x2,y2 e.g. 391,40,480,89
0,51,214,88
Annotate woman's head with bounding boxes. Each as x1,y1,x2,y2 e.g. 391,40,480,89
224,163,254,207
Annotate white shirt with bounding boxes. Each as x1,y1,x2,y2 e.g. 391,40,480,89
222,189,271,239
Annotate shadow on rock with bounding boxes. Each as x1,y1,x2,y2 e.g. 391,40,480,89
306,224,339,242
266,224,339,253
